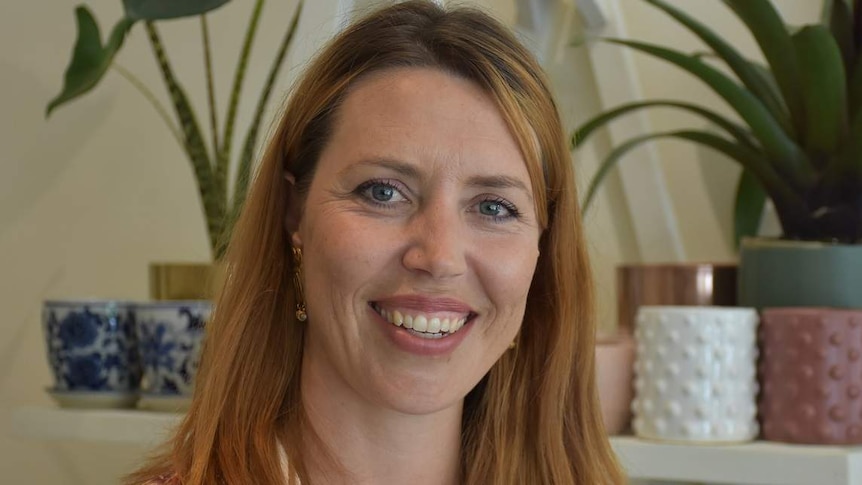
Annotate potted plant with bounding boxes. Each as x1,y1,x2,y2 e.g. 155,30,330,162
574,0,862,446
46,0,303,299
573,0,862,309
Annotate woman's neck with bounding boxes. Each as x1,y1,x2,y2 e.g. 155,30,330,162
298,354,463,485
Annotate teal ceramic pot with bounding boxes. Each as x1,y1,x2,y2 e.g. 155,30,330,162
738,238,862,310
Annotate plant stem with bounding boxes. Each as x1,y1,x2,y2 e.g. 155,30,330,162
111,63,184,149
201,15,220,163
145,21,223,258
218,0,266,197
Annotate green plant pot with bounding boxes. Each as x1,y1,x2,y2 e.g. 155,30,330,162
738,238,862,310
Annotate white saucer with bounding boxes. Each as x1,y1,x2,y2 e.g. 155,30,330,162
47,389,139,409
137,394,191,413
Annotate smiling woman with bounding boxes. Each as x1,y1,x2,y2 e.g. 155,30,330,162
125,1,624,484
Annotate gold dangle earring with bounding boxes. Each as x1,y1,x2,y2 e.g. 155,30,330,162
292,247,307,322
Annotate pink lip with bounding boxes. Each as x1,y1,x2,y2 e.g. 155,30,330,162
368,294,475,357
372,294,474,314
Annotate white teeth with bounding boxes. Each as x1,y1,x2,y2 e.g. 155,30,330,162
374,304,470,336
413,315,428,332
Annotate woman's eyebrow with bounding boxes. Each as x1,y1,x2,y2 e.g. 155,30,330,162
339,157,420,179
467,175,533,202
340,158,533,201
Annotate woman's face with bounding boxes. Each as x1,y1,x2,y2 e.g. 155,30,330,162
294,67,542,415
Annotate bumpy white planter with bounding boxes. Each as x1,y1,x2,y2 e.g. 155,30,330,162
632,306,759,443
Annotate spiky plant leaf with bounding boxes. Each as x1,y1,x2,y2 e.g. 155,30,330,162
723,0,806,135
793,25,848,156
572,100,756,150
606,38,814,189
645,0,791,135
734,168,767,247
582,130,786,211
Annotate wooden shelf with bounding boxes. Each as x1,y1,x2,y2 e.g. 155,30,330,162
13,408,862,484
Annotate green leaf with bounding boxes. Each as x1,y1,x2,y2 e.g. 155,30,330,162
144,22,222,257
571,100,756,149
733,168,767,248
217,0,265,204
723,0,806,136
605,38,814,189
645,0,792,135
854,0,862,52
824,0,856,76
793,25,848,156
46,8,134,116
122,0,231,21
221,0,303,260
849,54,862,120
582,130,784,212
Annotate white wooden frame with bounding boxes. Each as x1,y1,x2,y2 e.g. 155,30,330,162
575,0,685,261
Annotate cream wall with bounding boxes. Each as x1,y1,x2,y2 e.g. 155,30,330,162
0,0,822,483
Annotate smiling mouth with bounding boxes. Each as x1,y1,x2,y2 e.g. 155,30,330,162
370,302,474,339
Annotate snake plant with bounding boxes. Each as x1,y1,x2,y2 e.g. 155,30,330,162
46,0,303,260
573,0,862,245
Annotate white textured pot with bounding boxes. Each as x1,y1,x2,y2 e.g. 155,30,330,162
632,306,759,443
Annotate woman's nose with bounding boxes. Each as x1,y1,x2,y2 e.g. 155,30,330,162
401,205,467,279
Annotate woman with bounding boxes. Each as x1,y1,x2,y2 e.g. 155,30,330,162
128,1,623,483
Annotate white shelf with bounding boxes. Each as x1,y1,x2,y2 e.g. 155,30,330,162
611,436,862,485
11,407,181,445
12,408,862,484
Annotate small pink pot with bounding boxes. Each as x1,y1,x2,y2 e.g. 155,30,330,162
760,308,862,444
596,332,636,435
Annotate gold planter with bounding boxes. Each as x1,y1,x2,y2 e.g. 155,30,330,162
149,262,225,301
616,263,737,334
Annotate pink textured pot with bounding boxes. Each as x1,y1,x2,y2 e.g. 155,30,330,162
596,333,635,435
760,308,862,444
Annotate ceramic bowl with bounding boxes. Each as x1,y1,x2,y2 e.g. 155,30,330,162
136,301,211,398
42,299,141,398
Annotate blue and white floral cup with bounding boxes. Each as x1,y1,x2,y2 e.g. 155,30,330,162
42,300,141,393
136,301,211,396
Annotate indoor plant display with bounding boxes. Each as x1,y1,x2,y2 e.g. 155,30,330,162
46,0,303,280
573,0,862,445
573,0,862,309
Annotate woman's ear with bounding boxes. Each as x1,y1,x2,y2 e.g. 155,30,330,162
284,171,303,247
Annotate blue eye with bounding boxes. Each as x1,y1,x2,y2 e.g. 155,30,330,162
478,198,520,221
370,184,395,202
356,179,408,206
480,200,508,217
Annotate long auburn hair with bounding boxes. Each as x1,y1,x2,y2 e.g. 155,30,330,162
127,1,623,483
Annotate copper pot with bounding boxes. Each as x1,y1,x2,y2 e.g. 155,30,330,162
617,263,737,334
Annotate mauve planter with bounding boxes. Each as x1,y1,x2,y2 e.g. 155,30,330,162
596,333,635,435
760,308,862,445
